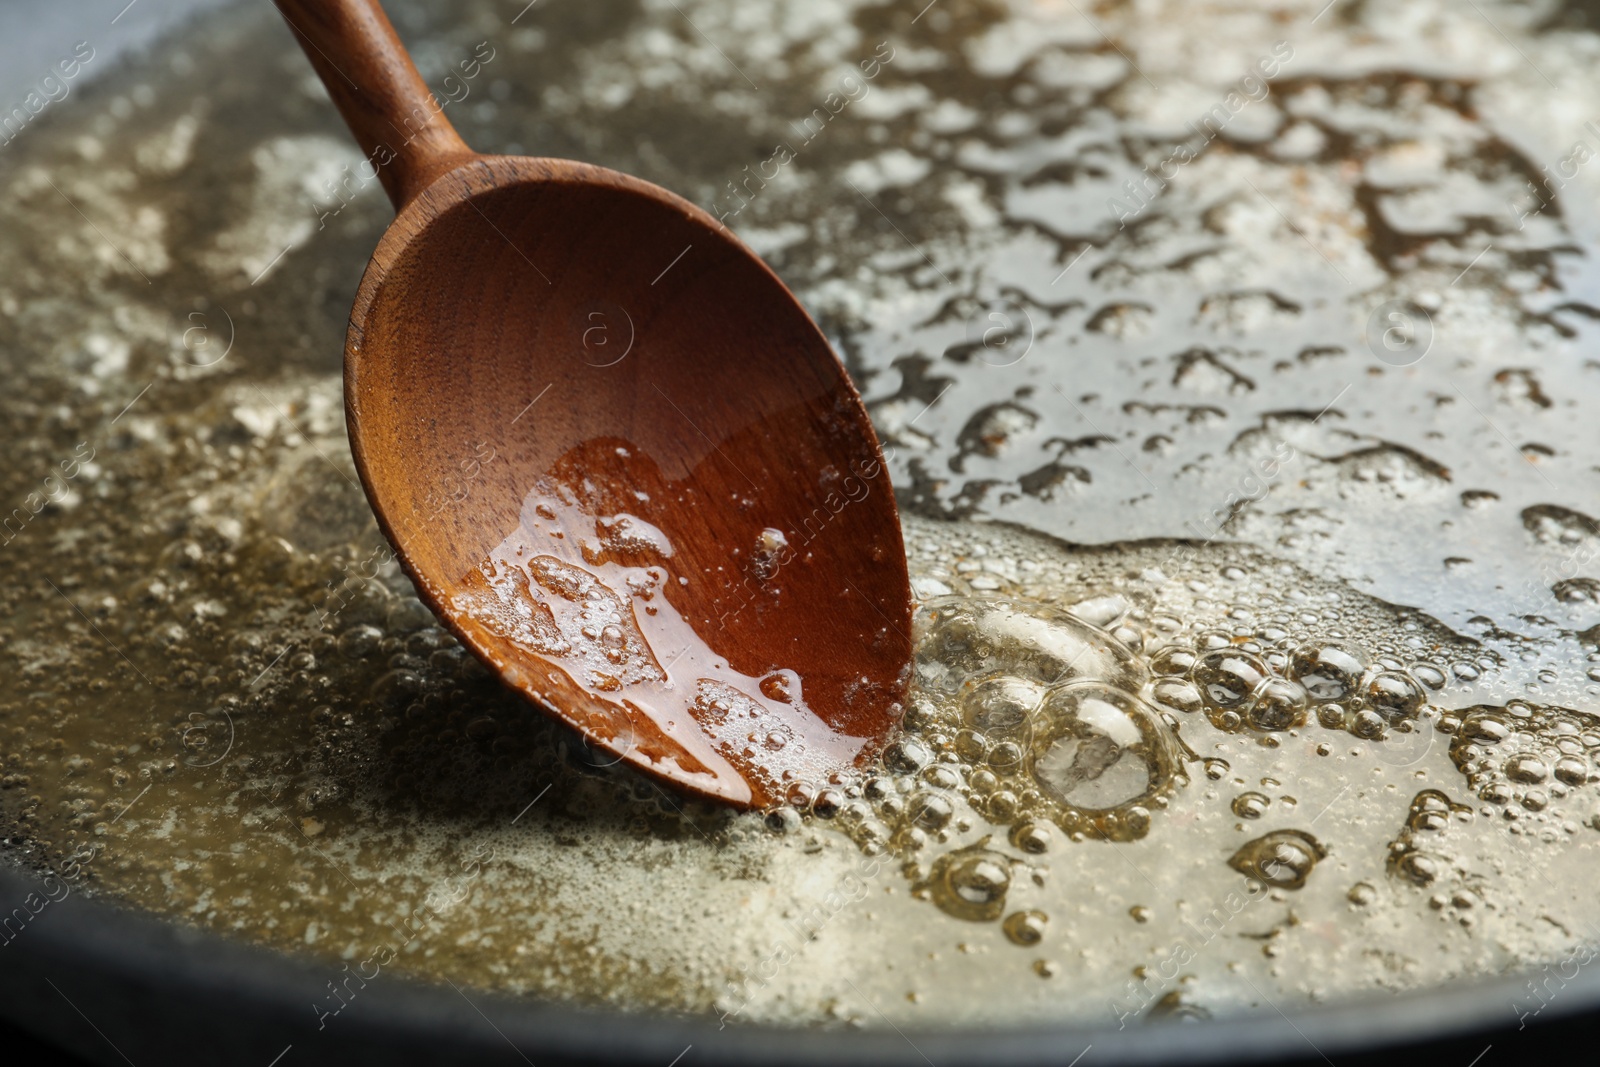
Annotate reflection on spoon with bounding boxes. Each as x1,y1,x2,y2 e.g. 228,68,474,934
453,440,866,806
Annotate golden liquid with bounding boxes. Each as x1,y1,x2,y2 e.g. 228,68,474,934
3,0,1600,1033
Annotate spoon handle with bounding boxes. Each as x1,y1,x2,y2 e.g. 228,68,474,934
273,0,478,211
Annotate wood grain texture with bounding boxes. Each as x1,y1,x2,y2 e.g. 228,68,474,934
274,0,912,807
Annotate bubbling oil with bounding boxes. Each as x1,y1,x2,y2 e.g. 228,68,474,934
4,0,1600,1036
5,459,1600,1028
1,348,1586,1029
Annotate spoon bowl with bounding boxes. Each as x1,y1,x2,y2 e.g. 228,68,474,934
278,0,913,807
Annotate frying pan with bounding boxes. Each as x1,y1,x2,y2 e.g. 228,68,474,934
2,2,1596,1063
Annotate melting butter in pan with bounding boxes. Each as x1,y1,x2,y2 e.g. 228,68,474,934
4,0,1600,1034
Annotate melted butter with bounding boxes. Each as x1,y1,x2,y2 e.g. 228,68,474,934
4,0,1600,1036
451,465,860,806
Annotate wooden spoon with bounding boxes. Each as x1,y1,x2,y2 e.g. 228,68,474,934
273,0,912,808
